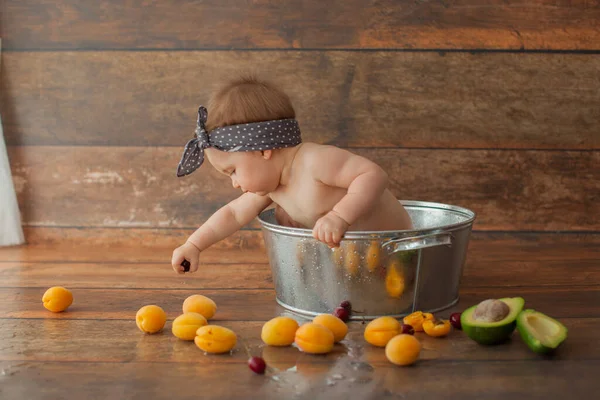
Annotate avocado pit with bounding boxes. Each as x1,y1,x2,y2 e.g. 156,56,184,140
472,299,510,323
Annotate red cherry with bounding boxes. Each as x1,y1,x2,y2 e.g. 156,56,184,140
401,324,415,335
339,300,352,312
248,357,266,374
449,313,462,330
333,307,350,322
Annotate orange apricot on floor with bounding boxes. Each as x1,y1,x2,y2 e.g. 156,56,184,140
136,305,167,334
364,316,402,347
261,316,299,346
42,286,73,313
194,325,237,354
385,334,421,366
313,314,348,343
182,294,217,320
295,323,335,354
172,312,208,340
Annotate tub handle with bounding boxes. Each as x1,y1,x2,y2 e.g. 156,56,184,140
381,232,453,253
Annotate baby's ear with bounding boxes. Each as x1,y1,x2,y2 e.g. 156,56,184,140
261,149,273,160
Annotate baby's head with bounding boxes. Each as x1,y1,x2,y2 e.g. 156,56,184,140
205,75,296,131
180,76,300,195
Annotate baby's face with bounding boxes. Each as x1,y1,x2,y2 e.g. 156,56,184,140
206,149,280,196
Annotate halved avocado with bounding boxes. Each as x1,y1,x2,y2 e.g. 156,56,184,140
517,309,568,354
461,297,525,345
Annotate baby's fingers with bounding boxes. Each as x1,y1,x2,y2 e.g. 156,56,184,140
172,258,185,275
331,228,343,245
323,231,333,247
313,227,327,246
189,258,200,273
319,230,333,248
312,225,321,241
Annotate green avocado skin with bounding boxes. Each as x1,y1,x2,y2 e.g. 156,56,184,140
460,297,524,345
461,318,517,345
516,309,568,354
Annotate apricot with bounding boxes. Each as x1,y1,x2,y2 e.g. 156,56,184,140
385,334,421,366
313,314,348,343
182,294,217,319
344,242,360,276
136,305,167,334
332,246,344,268
364,316,402,347
403,311,434,332
42,286,73,312
422,319,451,337
195,325,237,354
261,316,299,346
294,323,335,354
172,312,208,341
385,261,405,298
366,241,381,272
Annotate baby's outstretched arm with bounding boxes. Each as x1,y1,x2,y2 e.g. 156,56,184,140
171,193,273,274
310,146,388,247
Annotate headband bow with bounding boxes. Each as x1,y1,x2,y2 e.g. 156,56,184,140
176,106,210,177
176,106,302,177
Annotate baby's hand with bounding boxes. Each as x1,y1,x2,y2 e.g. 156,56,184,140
171,241,201,274
312,211,350,248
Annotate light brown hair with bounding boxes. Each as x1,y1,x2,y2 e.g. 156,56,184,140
206,75,296,132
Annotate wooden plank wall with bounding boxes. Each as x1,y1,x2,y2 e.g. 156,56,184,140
1,1,599,245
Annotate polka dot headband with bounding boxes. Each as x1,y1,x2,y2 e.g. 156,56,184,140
177,106,302,177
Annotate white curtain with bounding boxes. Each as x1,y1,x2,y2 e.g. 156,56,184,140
0,114,25,246
0,38,25,246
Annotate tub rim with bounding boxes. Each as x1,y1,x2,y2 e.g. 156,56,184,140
257,200,477,240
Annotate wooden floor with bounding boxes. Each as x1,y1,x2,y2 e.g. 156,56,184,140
1,232,599,399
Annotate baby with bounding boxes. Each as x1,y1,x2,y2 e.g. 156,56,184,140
171,76,413,274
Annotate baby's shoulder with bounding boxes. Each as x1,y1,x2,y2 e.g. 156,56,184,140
297,142,353,160
295,142,339,167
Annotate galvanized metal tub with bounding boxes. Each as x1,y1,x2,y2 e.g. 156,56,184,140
257,200,476,320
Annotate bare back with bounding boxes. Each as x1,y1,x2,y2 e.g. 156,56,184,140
269,143,413,231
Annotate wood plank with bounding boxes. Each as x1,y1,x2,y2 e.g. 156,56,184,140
0,243,269,265
19,226,266,249
3,227,268,264
1,229,268,263
0,360,597,400
8,146,599,231
3,51,599,149
461,260,600,288
1,235,599,289
4,230,598,263
0,286,598,320
0,318,595,364
1,258,598,289
0,262,274,290
2,233,598,289
2,1,599,50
